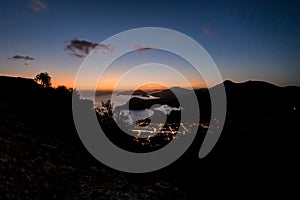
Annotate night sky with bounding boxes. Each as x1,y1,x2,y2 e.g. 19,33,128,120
0,0,299,89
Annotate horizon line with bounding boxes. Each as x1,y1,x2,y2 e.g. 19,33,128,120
1,75,300,90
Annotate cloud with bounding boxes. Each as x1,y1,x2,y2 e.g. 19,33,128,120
202,27,215,37
68,52,85,58
64,38,115,58
8,55,34,61
29,0,48,12
133,44,157,52
96,43,116,54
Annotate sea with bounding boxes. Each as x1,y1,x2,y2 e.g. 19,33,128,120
78,90,179,123
79,90,159,108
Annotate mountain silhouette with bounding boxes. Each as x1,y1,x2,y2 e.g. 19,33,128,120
118,89,149,96
1,75,299,199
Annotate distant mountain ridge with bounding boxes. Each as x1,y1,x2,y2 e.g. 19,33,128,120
116,79,300,125
117,89,149,96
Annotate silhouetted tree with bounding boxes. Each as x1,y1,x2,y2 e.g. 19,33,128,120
56,85,72,96
34,72,52,87
96,100,113,122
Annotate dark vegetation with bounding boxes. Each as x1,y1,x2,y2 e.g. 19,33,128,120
34,72,52,88
1,75,299,199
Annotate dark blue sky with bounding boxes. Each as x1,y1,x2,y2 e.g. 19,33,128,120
0,0,299,88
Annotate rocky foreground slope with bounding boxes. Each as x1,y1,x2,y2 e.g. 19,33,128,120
0,76,184,199
1,76,300,199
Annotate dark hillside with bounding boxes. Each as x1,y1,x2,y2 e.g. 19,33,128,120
1,76,299,199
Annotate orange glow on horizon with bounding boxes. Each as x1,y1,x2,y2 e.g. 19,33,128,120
49,70,208,91
28,74,208,91
51,78,207,91
95,80,207,91
52,78,74,89
137,83,168,91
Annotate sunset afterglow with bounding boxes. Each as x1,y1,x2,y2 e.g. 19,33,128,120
1,0,299,89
